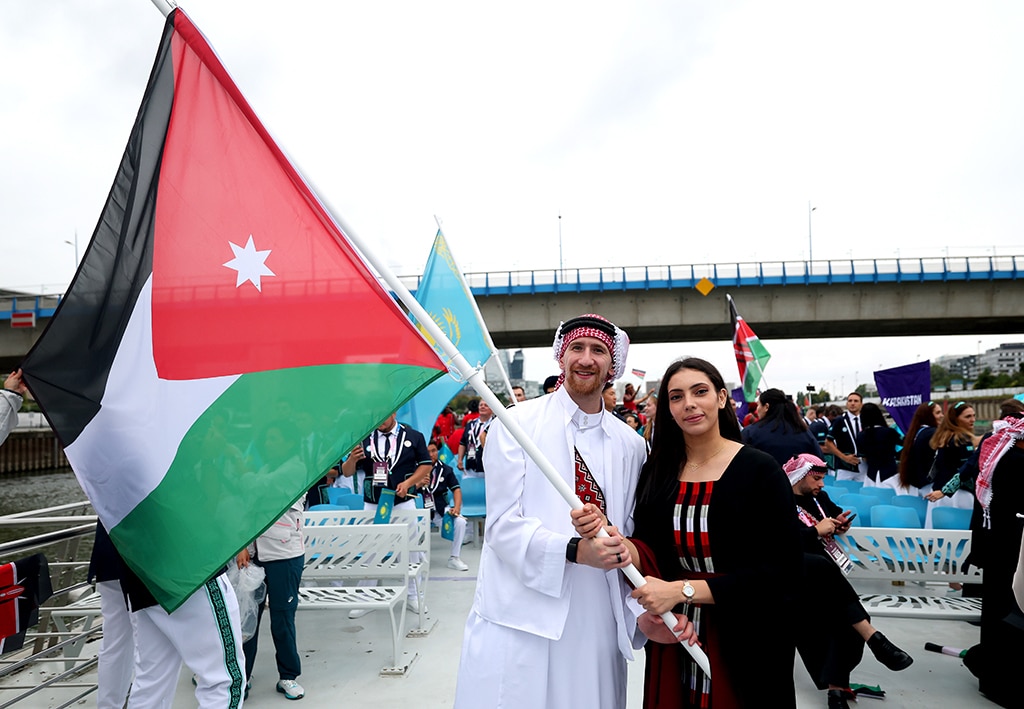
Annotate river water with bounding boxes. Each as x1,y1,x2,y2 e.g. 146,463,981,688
0,468,89,546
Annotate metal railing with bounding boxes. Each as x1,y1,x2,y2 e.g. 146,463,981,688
404,255,1024,296
0,502,99,708
3,255,1022,320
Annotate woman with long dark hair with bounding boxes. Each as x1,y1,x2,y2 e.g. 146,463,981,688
924,401,980,528
855,403,902,489
896,402,942,495
740,388,822,466
580,358,800,707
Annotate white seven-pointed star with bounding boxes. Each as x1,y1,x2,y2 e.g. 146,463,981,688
223,235,276,292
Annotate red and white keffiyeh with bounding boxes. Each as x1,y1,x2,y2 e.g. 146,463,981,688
976,416,1024,527
783,453,829,486
551,314,629,388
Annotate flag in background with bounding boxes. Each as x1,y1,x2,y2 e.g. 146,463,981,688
727,294,771,403
373,488,396,524
731,387,749,424
437,441,456,467
398,229,496,438
631,368,646,379
20,9,444,612
874,361,931,435
0,554,52,655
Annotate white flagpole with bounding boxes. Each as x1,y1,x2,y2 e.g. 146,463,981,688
149,0,176,17
334,207,710,676
432,215,518,404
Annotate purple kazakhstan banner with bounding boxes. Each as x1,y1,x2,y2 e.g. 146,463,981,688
874,361,931,434
731,387,749,425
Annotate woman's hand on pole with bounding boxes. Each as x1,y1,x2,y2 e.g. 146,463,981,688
637,611,698,646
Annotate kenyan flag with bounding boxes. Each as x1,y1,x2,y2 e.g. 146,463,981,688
727,294,770,403
21,9,444,612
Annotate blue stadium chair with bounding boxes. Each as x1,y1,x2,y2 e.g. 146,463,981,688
307,503,345,511
835,493,880,519
832,504,865,563
460,477,487,546
833,479,864,494
822,485,842,501
859,487,897,504
869,505,925,565
891,494,928,527
870,504,923,528
931,506,972,530
843,504,864,528
325,489,365,510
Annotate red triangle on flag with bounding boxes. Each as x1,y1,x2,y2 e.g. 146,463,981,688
151,16,438,381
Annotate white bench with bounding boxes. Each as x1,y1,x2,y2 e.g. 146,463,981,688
838,526,983,620
299,524,411,674
304,509,432,633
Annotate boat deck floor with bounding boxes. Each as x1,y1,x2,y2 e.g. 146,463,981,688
14,532,999,708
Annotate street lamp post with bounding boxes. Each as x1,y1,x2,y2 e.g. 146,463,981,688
808,201,816,263
64,231,79,269
558,213,563,277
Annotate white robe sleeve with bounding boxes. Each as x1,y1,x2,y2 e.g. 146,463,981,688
481,411,570,598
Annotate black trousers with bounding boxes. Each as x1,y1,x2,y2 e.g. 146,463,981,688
795,553,869,689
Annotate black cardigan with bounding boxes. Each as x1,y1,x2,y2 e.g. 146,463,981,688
633,445,801,708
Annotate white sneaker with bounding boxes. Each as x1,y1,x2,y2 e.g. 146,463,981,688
406,596,427,614
276,679,305,700
447,556,469,571
348,608,373,619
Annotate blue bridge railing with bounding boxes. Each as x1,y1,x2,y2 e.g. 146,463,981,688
404,255,1024,296
3,255,1022,321
0,293,61,323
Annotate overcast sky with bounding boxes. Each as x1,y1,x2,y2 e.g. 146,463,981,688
3,1,1022,396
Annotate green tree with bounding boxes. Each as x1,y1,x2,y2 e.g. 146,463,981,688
931,363,951,389
974,368,996,390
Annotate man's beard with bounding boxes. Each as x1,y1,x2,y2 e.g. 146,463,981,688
564,370,603,397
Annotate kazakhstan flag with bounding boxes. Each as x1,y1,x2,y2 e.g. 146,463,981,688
399,230,494,438
374,488,396,524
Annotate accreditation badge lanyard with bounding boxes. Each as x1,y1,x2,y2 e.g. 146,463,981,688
797,503,854,575
845,413,860,455
371,429,406,486
465,420,481,459
422,461,444,510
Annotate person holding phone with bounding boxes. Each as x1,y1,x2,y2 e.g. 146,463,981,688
787,454,913,709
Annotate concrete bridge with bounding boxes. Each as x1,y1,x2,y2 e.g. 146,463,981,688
430,255,1024,348
3,256,1023,371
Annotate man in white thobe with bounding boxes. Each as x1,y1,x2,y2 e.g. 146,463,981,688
454,314,647,709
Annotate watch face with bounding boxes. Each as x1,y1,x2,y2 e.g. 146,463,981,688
683,583,695,597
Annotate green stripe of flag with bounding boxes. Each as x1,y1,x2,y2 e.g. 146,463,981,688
111,362,439,611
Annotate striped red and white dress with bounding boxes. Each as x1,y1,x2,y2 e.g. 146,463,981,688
674,479,715,707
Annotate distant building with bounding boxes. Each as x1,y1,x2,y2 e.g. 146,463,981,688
509,349,524,380
934,354,979,381
484,350,511,388
978,343,1024,376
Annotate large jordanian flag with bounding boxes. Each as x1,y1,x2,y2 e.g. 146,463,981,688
398,229,494,438
727,293,771,403
20,9,445,612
